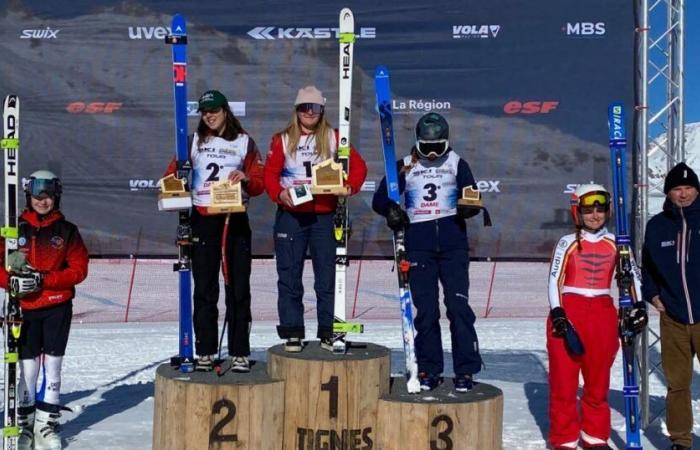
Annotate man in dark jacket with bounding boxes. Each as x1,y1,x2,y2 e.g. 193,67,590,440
642,162,700,450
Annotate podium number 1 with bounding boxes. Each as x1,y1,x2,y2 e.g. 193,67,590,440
321,376,338,418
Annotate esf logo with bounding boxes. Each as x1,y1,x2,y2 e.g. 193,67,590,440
186,101,246,117
452,25,500,39
66,102,122,114
129,179,159,191
128,26,170,40
563,22,605,37
477,180,501,193
20,27,60,39
504,101,559,114
247,27,376,40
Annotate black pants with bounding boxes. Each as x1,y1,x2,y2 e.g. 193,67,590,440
19,301,73,358
191,209,252,357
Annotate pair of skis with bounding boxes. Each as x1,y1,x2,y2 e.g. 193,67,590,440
607,103,642,449
1,95,22,449
374,67,421,393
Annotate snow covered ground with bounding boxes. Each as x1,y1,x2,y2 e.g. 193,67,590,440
2,260,697,449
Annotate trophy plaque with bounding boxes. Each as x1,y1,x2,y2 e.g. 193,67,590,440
157,174,192,211
206,179,245,214
310,158,347,195
457,186,483,207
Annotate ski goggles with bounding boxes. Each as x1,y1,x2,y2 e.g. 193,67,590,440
579,192,610,208
296,103,324,114
416,139,449,159
25,178,62,199
580,205,609,214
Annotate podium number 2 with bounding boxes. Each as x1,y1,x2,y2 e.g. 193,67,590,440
210,398,238,443
321,376,338,418
430,414,453,450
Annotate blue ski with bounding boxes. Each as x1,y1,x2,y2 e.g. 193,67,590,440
374,66,420,393
166,14,194,373
607,102,642,449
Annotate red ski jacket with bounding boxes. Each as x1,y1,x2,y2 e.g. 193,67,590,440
0,210,89,310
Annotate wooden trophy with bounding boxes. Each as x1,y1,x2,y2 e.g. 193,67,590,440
206,179,246,214
311,158,347,195
157,174,192,211
457,186,483,207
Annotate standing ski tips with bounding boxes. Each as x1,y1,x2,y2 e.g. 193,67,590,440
607,102,643,450
374,65,420,394
331,7,363,353
165,13,195,373
2,94,21,449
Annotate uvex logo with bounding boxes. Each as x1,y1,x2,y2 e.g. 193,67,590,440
504,101,559,114
476,180,501,193
128,26,170,40
21,27,60,39
129,179,158,191
66,102,122,113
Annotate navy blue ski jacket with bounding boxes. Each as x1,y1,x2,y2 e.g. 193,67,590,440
372,153,476,253
642,196,700,324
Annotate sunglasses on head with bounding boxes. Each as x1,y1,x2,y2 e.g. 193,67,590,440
296,103,324,114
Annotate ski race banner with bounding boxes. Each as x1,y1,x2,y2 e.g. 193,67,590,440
0,0,634,259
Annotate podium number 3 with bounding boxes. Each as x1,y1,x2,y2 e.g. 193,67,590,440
210,398,238,443
321,376,338,418
430,414,453,450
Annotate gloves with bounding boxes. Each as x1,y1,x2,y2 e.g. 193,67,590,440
549,307,568,337
626,302,648,334
385,203,409,232
9,270,42,297
457,205,480,219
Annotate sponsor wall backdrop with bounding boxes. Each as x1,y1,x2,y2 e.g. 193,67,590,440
0,0,633,259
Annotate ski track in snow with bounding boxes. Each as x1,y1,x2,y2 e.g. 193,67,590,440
1,317,694,449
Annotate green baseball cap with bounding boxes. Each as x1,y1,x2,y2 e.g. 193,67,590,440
197,90,228,111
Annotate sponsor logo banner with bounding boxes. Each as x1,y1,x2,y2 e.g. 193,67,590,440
21,27,60,39
504,101,559,114
129,179,159,191
128,26,170,40
247,27,376,40
563,22,605,37
66,102,123,113
392,99,451,114
452,25,500,39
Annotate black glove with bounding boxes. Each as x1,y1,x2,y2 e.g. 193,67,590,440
10,270,42,297
457,205,480,219
385,203,409,232
626,302,648,334
549,307,568,337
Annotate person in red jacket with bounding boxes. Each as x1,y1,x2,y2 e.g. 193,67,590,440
164,90,264,372
0,170,88,450
263,85,367,352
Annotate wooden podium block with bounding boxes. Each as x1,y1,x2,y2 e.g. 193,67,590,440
153,361,284,450
377,377,503,450
267,342,390,450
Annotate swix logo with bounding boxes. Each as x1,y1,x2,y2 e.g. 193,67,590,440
186,101,246,117
563,22,605,37
66,102,122,114
504,101,559,114
173,63,186,86
128,26,170,40
129,179,159,191
476,180,501,193
247,27,376,40
20,27,60,39
452,25,500,39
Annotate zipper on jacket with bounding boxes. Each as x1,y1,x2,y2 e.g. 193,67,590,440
679,208,694,323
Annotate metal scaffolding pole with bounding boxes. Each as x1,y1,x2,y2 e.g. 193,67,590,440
637,0,685,429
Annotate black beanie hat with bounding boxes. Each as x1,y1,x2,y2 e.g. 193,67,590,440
664,162,700,194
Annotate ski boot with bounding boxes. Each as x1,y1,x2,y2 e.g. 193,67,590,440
17,405,35,450
34,401,61,450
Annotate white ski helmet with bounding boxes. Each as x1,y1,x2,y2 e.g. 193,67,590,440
25,170,62,210
570,183,610,228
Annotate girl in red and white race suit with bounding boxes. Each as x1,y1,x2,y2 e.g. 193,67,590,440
547,183,646,449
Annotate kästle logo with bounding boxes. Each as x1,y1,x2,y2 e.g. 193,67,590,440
247,27,376,40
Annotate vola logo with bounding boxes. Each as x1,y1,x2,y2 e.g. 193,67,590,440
563,22,605,36
129,179,159,191
128,26,170,40
504,101,559,114
21,27,60,39
247,27,376,40
452,25,500,39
